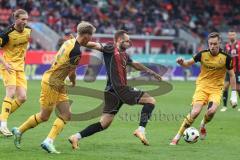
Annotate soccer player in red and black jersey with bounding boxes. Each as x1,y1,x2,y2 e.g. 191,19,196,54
68,30,162,149
221,31,240,112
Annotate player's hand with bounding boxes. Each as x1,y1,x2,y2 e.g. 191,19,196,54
70,79,76,87
3,62,12,74
176,58,184,66
153,73,162,81
147,70,162,81
230,90,238,108
69,70,76,87
69,34,75,39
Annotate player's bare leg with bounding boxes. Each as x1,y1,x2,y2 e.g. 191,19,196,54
170,103,203,145
134,93,155,146
221,82,229,112
41,101,71,154
11,86,27,113
69,113,114,150
200,102,218,140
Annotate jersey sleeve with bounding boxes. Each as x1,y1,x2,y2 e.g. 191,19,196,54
102,43,114,54
127,55,133,65
69,42,81,65
226,54,233,70
193,52,202,62
0,32,9,47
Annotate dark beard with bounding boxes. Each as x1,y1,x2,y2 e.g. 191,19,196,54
230,39,236,44
119,44,126,52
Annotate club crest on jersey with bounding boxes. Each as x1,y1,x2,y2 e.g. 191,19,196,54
219,58,223,64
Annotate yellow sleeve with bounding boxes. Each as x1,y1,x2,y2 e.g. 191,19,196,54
193,52,202,62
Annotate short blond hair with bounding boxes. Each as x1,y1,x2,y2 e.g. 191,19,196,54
208,32,221,40
13,9,28,19
77,21,96,35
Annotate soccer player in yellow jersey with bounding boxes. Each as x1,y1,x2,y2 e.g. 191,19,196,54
170,32,238,145
0,9,31,136
12,21,96,154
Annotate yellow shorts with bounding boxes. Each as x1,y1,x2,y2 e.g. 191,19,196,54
1,69,27,89
39,82,69,110
192,86,223,106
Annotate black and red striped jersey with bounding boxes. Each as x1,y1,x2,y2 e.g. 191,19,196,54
225,41,240,72
102,43,133,91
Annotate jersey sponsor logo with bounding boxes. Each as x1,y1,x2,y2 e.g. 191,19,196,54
219,58,223,64
203,64,224,70
13,41,28,47
226,43,239,57
230,49,238,57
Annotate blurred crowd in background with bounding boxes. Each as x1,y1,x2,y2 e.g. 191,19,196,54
0,0,239,53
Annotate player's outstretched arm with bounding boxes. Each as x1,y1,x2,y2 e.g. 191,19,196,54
68,69,77,87
176,58,195,67
228,69,237,90
228,69,238,107
130,62,162,81
85,42,103,52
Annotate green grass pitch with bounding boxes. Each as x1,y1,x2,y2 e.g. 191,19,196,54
0,80,239,160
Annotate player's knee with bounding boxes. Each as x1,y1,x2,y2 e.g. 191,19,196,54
207,109,216,117
191,110,200,118
65,114,71,121
6,87,16,98
146,97,156,105
60,113,71,121
40,115,49,122
100,120,112,129
224,84,229,90
18,95,27,103
151,97,156,104
6,92,15,99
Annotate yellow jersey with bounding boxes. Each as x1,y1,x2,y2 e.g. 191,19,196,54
42,39,82,86
0,25,31,71
193,49,233,89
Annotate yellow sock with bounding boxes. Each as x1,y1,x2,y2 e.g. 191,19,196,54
47,118,66,140
19,113,43,133
177,114,194,136
1,97,13,121
11,99,23,114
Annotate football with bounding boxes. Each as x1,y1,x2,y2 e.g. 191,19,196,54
183,127,200,143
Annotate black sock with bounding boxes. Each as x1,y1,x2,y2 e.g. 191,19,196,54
223,90,228,107
79,122,103,138
139,103,155,127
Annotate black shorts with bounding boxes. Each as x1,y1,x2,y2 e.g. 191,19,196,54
225,72,230,82
225,72,240,84
236,72,240,84
103,86,144,115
